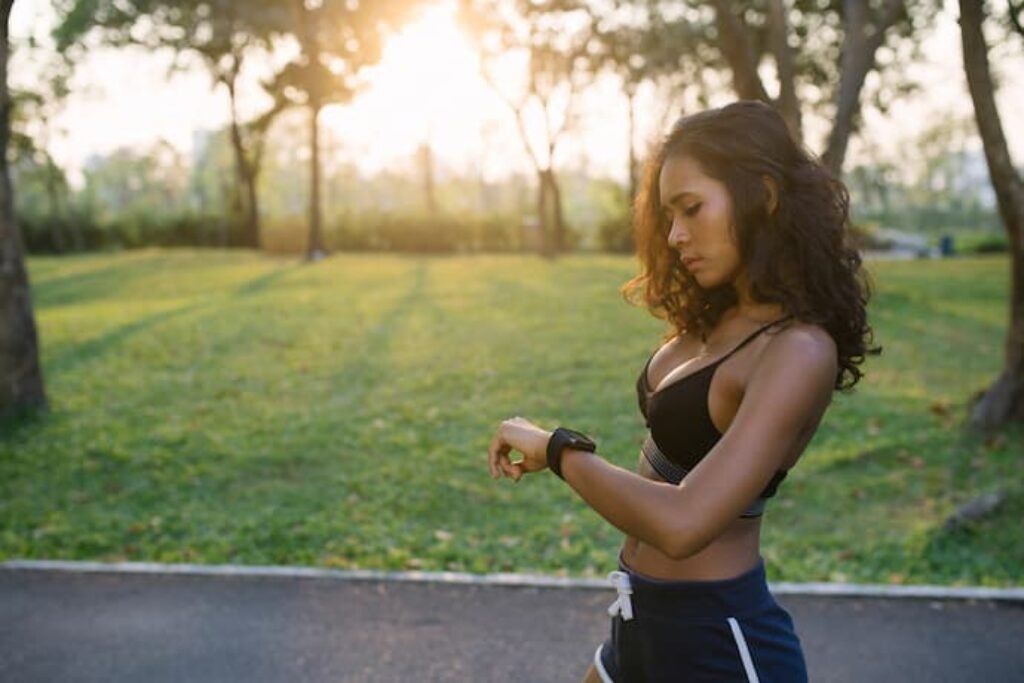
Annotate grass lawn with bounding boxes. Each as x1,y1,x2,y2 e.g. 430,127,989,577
2,249,1021,586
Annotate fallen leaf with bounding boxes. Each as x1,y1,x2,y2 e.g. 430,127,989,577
984,434,1008,451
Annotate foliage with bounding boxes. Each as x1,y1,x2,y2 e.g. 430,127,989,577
261,211,523,254
955,231,1010,255
458,0,598,254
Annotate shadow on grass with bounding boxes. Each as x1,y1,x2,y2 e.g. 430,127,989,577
0,404,50,443
32,253,170,308
320,260,428,391
44,263,313,375
916,484,1024,583
233,264,299,298
46,302,207,375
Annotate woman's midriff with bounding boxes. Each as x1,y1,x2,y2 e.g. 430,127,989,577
619,450,763,581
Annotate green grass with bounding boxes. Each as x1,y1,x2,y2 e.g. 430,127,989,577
2,249,1021,586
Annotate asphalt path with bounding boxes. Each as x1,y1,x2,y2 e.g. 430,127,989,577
2,569,1023,682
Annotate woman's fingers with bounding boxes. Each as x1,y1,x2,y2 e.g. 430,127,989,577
488,433,505,479
488,425,525,481
488,418,541,483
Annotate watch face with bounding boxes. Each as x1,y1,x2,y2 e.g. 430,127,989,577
561,428,595,450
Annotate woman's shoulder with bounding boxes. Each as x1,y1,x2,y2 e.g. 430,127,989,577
773,319,836,353
764,319,838,379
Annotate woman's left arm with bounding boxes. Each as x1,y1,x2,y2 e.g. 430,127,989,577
488,327,837,560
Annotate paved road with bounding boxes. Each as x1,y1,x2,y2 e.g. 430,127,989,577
2,569,1023,682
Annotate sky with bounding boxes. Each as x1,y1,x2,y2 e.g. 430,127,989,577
9,0,1024,187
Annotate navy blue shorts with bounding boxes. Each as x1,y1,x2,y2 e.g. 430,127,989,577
594,555,808,682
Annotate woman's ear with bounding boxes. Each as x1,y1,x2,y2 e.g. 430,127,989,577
762,175,779,215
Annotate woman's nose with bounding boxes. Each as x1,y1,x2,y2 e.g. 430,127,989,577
668,218,689,247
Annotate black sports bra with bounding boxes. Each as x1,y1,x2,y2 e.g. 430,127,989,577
636,315,794,517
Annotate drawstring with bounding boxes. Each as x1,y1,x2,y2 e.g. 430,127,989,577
606,570,634,621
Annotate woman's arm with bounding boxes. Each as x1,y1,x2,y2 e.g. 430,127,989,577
565,327,836,559
489,326,837,560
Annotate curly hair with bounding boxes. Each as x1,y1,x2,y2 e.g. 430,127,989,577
623,100,880,391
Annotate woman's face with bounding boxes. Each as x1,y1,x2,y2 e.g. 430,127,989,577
658,154,744,290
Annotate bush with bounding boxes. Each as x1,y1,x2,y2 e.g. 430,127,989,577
847,221,890,250
960,235,1009,254
263,212,523,255
21,208,241,254
598,212,634,253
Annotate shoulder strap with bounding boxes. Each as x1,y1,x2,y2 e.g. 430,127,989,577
715,314,794,366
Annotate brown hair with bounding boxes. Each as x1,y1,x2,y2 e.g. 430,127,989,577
623,100,879,390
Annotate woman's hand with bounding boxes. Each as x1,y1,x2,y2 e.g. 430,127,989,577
488,417,552,482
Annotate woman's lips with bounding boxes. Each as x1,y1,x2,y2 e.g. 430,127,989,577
682,257,702,268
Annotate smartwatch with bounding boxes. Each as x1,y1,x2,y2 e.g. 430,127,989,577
546,427,597,480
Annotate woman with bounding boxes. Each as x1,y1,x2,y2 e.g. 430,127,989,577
487,100,878,682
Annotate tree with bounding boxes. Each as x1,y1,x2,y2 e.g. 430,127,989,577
268,0,417,261
8,31,81,253
695,0,938,176
586,1,713,201
959,0,1024,429
55,0,289,249
10,87,80,253
0,0,47,418
460,0,595,256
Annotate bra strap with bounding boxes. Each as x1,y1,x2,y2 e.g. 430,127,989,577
714,314,794,367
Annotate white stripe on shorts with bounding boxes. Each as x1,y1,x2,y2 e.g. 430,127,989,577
593,643,615,683
727,617,761,683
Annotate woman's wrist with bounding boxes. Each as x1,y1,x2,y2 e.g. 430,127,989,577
546,427,597,479
559,447,595,483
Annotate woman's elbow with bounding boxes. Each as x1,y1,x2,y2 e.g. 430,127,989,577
659,522,711,561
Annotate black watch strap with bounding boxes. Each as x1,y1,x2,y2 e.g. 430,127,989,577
546,427,597,480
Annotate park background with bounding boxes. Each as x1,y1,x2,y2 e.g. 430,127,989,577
1,0,1022,587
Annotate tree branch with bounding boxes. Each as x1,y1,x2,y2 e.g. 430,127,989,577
1009,0,1024,37
710,0,771,102
960,0,1024,219
767,0,801,141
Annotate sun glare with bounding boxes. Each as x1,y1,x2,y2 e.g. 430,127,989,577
322,0,503,172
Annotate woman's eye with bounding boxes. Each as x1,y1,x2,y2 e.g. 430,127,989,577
684,204,702,217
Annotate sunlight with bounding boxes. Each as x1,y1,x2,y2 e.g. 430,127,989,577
322,0,505,173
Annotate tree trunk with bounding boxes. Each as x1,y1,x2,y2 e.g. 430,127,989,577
225,78,261,250
627,87,639,202
44,159,65,253
307,102,325,261
0,0,47,418
711,0,771,103
821,0,904,176
549,168,566,253
535,168,552,257
241,166,260,249
536,168,568,256
767,0,802,143
959,0,1024,429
